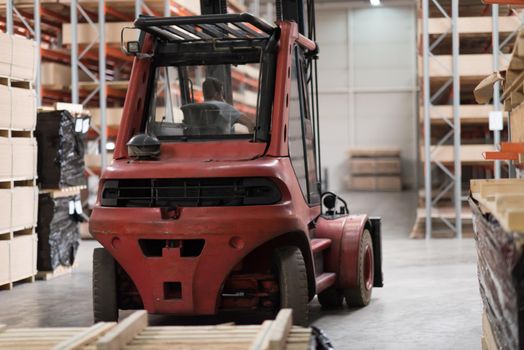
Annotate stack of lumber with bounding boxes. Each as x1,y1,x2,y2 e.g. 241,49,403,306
0,309,313,350
0,32,38,290
470,178,524,349
345,148,402,191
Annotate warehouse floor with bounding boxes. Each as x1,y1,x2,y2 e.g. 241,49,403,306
0,191,482,350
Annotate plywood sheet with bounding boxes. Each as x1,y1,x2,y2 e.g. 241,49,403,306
11,35,35,81
11,137,36,179
11,87,35,130
0,33,12,77
0,189,12,233
10,234,36,281
11,186,37,229
0,137,12,180
0,240,9,285
429,54,510,78
0,85,11,129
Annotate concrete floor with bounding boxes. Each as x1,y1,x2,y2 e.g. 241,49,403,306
0,191,482,349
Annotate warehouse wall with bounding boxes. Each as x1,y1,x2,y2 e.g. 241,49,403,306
316,2,417,192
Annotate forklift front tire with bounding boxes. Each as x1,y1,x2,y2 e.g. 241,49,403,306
273,246,309,326
344,229,374,307
93,247,119,323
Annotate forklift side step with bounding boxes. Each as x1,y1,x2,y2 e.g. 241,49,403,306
315,272,336,294
310,238,332,254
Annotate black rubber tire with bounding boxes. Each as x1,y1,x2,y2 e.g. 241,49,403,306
93,248,119,322
344,229,374,307
273,246,309,326
317,287,344,309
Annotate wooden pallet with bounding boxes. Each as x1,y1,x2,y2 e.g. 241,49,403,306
39,186,86,199
470,178,524,233
0,309,311,350
35,263,78,281
410,207,474,238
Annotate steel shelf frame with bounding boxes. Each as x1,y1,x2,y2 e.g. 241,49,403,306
4,0,42,106
421,0,461,239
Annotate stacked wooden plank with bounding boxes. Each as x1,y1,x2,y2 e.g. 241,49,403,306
470,179,524,350
345,148,402,191
0,309,312,350
0,32,38,290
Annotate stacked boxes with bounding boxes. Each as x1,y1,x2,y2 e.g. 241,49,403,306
345,148,402,192
35,110,86,274
0,32,38,289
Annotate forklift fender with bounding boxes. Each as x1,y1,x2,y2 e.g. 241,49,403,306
316,214,371,289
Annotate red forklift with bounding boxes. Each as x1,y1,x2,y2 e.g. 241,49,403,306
90,0,383,326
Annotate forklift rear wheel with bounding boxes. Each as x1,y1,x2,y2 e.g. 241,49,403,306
93,248,118,322
317,287,344,309
344,229,374,307
273,246,309,326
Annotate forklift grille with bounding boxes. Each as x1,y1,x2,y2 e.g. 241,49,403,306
101,177,281,208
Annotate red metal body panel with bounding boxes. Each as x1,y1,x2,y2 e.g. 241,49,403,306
316,214,368,289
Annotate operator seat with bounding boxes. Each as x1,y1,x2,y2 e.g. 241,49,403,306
181,102,227,136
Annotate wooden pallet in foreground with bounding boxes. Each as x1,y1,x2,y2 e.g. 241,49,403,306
0,309,312,350
470,178,524,233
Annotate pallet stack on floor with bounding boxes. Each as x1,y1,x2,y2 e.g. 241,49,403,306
414,6,522,238
345,148,402,191
0,32,39,289
0,309,313,350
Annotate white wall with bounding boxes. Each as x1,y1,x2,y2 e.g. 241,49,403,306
317,3,417,192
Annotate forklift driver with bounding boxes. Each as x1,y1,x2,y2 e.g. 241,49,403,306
202,77,255,133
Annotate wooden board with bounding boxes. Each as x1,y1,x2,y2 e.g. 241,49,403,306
470,178,524,233
482,311,499,350
11,137,37,180
428,16,521,35
420,144,489,164
345,175,402,192
36,263,78,281
0,309,311,350
422,104,506,124
10,35,36,82
40,186,85,199
428,54,510,78
347,148,401,158
349,158,401,175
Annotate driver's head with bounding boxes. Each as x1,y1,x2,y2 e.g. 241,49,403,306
202,77,224,101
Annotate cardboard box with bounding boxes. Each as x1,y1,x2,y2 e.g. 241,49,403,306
41,62,89,87
0,33,12,77
0,189,12,233
0,240,9,285
346,176,402,192
349,158,401,175
62,22,138,45
11,137,37,180
11,186,38,229
11,35,36,81
11,87,36,130
10,234,36,281
0,84,11,129
0,137,12,180
89,107,122,127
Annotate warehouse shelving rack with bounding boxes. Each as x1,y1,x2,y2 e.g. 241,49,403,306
418,0,523,238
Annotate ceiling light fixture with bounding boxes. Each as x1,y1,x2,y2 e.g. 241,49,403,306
370,0,381,6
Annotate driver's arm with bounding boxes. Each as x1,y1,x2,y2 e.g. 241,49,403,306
236,114,255,132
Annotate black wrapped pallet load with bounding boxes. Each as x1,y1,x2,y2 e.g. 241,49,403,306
470,197,524,349
36,110,85,189
37,193,81,271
